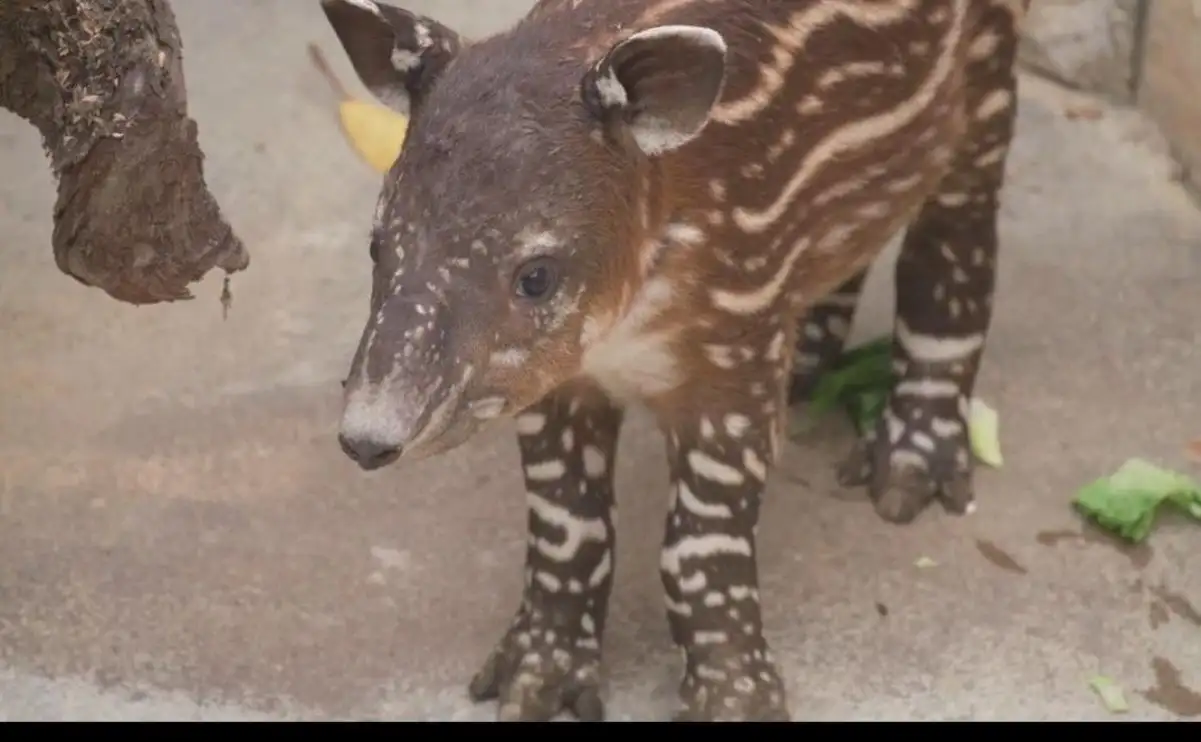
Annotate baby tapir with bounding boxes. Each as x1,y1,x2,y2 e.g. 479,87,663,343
324,0,1026,721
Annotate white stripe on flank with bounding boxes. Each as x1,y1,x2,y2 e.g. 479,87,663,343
712,0,920,126
710,2,969,317
734,0,967,233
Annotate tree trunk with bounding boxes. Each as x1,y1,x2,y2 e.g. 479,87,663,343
0,0,249,305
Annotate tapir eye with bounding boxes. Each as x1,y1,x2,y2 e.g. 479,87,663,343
513,257,559,301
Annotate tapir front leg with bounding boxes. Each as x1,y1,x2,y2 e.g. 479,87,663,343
655,324,791,722
468,381,622,721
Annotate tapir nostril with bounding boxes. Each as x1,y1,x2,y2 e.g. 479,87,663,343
338,433,402,470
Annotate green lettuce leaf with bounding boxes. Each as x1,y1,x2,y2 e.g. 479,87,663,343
1073,458,1201,543
968,398,1003,468
1088,676,1129,713
806,336,1003,467
806,336,894,430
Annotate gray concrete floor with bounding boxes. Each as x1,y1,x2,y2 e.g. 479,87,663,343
2,0,1200,722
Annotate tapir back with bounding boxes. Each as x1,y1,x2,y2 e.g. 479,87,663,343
520,0,997,313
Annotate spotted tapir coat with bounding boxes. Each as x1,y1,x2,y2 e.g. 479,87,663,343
323,0,1027,721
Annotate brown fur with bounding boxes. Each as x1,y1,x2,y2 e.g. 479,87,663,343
327,0,1027,721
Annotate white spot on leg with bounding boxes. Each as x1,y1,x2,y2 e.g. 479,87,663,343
694,630,729,646
896,378,961,397
891,448,928,471
525,459,567,482
516,413,546,436
534,571,563,592
733,676,756,694
723,414,752,438
896,319,985,363
582,445,608,478
742,448,768,481
661,534,753,575
910,431,936,452
686,450,745,486
676,481,734,519
886,410,905,444
826,315,850,340
930,417,963,437
728,585,753,601
665,595,693,616
588,550,612,587
678,570,708,593
527,493,608,563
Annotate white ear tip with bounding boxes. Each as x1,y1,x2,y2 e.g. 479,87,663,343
629,24,727,55
341,0,383,16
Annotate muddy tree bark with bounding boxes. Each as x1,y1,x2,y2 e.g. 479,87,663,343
0,0,248,305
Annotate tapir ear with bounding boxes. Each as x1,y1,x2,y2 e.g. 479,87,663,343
580,25,727,157
320,0,462,115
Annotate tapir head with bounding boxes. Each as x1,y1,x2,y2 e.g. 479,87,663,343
321,0,728,469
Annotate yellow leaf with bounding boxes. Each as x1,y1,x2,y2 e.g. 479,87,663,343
308,42,409,173
339,99,408,173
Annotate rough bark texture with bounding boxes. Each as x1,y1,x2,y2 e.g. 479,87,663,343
0,0,249,305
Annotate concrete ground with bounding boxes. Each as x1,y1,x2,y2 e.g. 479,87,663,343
1,0,1199,722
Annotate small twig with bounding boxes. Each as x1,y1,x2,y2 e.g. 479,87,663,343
220,273,233,319
307,42,352,102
